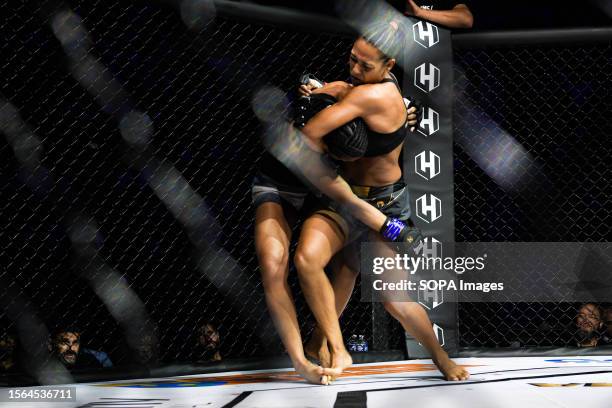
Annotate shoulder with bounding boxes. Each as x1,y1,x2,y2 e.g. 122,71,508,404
343,83,393,110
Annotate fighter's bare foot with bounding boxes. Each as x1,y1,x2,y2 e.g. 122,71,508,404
432,353,469,381
305,336,331,368
321,347,352,381
294,360,330,385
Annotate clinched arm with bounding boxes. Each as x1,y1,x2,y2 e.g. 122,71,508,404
301,86,378,151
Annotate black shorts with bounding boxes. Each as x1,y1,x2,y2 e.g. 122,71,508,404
313,180,412,241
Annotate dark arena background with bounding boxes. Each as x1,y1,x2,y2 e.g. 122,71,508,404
0,0,611,406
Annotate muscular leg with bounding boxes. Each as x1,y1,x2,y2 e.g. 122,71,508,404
371,231,469,381
294,214,352,377
382,300,469,380
255,202,327,384
310,234,470,381
305,246,359,368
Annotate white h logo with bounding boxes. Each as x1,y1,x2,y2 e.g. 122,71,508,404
418,107,439,137
416,194,442,223
413,21,439,48
415,151,440,180
415,63,440,93
418,285,444,310
421,237,442,259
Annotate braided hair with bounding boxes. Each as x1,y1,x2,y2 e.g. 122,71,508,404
361,19,406,62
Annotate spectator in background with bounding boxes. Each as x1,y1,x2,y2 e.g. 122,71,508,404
193,322,222,362
403,0,473,29
575,303,603,347
600,307,612,346
48,328,105,369
0,332,18,373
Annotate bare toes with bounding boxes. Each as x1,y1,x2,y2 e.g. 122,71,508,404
322,367,342,377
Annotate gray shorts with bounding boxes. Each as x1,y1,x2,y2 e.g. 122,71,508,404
251,172,309,212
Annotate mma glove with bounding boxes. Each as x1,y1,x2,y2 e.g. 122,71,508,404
300,73,325,90
380,217,424,254
292,92,337,129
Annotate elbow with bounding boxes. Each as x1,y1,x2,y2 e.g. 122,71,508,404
464,15,474,29
451,7,473,29
461,10,474,28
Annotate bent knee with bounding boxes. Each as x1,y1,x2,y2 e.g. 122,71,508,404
293,250,311,274
294,247,326,276
257,242,289,282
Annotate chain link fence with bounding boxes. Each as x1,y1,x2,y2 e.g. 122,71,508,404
454,38,611,347
1,0,610,378
0,0,369,372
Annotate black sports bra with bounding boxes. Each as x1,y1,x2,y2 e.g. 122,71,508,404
362,74,408,157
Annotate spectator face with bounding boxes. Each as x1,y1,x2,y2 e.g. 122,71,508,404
53,332,80,366
199,324,220,350
575,304,602,334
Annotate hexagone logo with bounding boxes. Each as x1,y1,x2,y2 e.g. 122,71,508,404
413,21,440,48
418,107,439,137
415,150,440,180
416,194,442,223
414,63,440,93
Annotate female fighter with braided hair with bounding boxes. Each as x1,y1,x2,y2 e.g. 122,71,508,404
293,20,470,381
